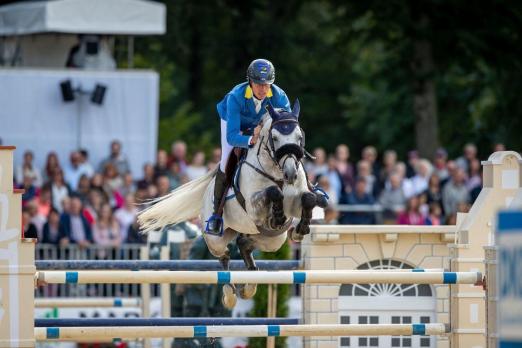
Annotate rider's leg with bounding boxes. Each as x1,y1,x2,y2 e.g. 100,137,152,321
207,120,234,234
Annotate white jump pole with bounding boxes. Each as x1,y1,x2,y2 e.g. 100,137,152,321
35,298,140,308
37,270,483,285
35,323,449,341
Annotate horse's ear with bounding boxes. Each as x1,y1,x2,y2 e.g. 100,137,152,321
292,99,300,118
266,103,280,120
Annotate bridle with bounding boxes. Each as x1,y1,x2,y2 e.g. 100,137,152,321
241,117,305,188
265,117,305,168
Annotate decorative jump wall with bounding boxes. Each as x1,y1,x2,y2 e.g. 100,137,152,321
301,151,522,348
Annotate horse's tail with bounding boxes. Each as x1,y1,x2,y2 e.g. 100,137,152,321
137,167,217,233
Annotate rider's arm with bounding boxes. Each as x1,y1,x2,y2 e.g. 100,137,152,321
225,96,251,148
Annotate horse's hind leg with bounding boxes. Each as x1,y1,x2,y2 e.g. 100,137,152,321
237,234,258,299
219,248,238,309
204,228,238,309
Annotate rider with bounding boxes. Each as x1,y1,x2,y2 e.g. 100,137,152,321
206,59,291,234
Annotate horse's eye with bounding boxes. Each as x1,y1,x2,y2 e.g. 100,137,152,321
272,136,278,142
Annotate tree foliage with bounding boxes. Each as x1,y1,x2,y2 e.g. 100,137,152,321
134,0,522,160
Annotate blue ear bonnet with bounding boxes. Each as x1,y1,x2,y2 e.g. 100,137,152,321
272,113,298,135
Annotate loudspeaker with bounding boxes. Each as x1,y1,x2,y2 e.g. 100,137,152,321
91,84,107,105
60,80,75,102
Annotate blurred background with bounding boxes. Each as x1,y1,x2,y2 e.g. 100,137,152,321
1,1,521,347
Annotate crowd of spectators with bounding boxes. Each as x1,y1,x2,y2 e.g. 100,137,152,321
309,143,506,226
18,139,213,248
17,138,510,249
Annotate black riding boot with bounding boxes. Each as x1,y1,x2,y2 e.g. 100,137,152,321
207,169,227,235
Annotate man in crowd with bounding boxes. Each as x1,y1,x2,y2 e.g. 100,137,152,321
442,167,470,216
59,195,93,248
378,172,406,221
98,140,130,176
339,177,376,224
64,151,86,190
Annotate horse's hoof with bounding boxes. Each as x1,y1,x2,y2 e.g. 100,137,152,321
288,228,304,242
239,284,257,299
222,284,237,309
296,222,310,236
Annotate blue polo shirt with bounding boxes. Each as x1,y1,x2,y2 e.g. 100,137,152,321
216,82,290,148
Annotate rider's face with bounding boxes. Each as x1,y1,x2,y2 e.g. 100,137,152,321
251,82,271,100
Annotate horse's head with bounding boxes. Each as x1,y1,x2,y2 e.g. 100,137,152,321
262,99,304,185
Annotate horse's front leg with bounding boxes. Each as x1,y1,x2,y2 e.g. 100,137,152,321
266,185,286,228
250,185,286,228
291,191,317,240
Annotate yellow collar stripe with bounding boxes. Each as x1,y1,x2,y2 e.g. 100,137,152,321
244,85,273,99
245,86,253,99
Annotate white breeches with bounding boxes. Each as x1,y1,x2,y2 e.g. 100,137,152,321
220,119,234,172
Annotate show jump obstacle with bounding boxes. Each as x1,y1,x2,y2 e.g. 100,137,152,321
1,146,521,347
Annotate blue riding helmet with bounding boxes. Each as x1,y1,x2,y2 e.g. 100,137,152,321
247,59,275,84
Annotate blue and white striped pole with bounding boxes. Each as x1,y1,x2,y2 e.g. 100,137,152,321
37,270,483,285
34,323,450,341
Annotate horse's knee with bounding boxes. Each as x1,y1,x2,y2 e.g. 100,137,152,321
301,192,317,210
266,185,283,202
315,193,328,208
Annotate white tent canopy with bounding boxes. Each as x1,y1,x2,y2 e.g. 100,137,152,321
0,0,166,36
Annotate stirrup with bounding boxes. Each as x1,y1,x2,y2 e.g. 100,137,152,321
205,214,224,236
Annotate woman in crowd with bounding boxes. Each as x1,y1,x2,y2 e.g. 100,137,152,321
22,208,38,239
397,195,425,225
84,189,105,226
42,208,61,244
114,193,138,242
42,152,62,185
93,203,121,258
425,202,443,225
466,158,482,192
185,151,208,181
47,169,71,213
16,150,42,187
36,186,52,217
423,173,444,215
335,144,355,193
154,149,170,179
101,163,124,209
410,159,433,196
120,172,136,197
306,147,328,182
379,150,398,191
76,174,91,203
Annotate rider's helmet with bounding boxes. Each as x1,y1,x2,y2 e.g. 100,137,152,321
246,59,275,84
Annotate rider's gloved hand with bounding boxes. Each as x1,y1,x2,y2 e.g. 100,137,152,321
250,125,262,145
